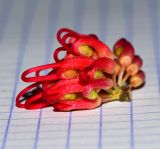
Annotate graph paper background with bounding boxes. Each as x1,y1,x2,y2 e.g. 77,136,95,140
0,0,160,149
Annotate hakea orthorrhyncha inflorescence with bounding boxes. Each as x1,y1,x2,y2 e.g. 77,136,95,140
16,28,145,111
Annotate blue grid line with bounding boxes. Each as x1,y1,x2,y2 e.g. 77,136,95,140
98,106,103,149
123,0,135,149
1,0,37,148
33,110,42,149
98,0,109,149
65,1,85,149
33,0,61,149
65,112,72,149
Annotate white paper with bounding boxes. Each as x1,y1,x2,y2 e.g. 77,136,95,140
0,0,160,149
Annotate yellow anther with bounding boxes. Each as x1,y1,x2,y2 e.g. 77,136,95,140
78,45,93,57
114,47,123,57
63,69,78,79
64,93,77,100
88,90,98,100
94,70,104,79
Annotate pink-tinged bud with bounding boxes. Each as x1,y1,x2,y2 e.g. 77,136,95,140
126,55,143,76
113,38,127,57
118,42,135,67
130,70,145,88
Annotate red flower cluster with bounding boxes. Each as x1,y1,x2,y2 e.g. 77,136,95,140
16,28,145,111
